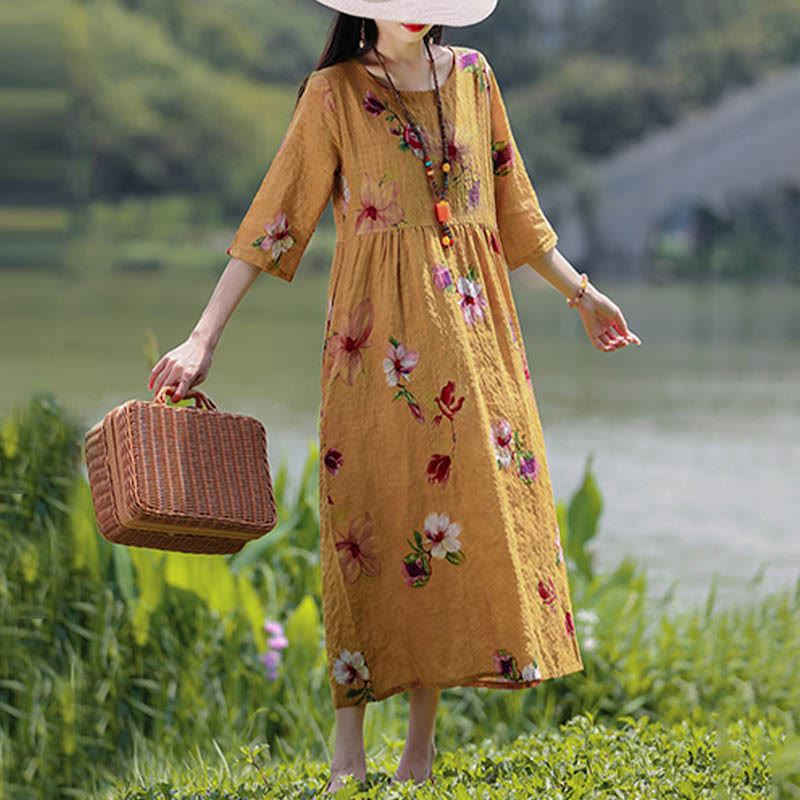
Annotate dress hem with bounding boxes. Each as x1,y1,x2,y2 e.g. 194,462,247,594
332,661,585,709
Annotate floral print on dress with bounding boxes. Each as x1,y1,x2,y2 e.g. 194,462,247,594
555,520,564,567
494,649,543,683
565,611,575,638
384,336,424,423
326,297,374,386
340,172,351,218
355,172,407,235
490,416,540,484
401,512,465,587
492,138,514,177
431,263,489,328
427,380,465,487
324,447,343,476
458,50,487,95
334,511,381,584
251,210,296,264
507,313,534,394
333,649,375,704
538,576,557,609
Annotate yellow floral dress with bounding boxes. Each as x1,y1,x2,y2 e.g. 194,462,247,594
226,45,584,708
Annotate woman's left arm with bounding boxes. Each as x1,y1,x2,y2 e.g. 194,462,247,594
528,246,642,352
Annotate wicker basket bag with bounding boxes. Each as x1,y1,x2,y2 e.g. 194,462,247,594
84,386,277,554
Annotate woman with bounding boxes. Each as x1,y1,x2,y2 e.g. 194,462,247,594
148,0,641,793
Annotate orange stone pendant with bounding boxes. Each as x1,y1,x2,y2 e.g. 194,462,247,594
434,200,451,223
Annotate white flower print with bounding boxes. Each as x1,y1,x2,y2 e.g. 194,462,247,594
340,172,351,216
333,649,370,686
456,275,489,326
423,512,463,560
260,210,296,262
522,661,542,681
382,340,419,387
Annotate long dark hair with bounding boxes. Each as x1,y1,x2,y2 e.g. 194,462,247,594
296,14,445,104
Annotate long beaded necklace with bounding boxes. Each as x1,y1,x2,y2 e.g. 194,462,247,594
371,38,455,249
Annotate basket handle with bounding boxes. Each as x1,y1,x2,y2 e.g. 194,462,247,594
153,385,219,411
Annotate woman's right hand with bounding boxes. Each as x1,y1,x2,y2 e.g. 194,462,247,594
148,333,215,403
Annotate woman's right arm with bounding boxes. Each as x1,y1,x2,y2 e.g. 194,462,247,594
147,257,261,401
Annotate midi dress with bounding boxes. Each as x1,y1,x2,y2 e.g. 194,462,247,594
225,44,585,708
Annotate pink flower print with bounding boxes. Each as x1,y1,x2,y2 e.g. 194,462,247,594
327,297,374,385
458,51,480,71
491,418,514,467
251,210,296,263
423,512,462,560
538,576,557,608
565,611,575,637
383,340,419,387
324,447,343,476
456,275,488,326
555,522,564,566
363,91,386,116
507,314,518,345
334,511,381,584
321,82,336,113
408,400,425,424
442,118,471,169
521,346,532,385
518,453,540,482
493,139,514,176
493,648,521,681
355,172,405,235
431,262,453,291
467,178,481,209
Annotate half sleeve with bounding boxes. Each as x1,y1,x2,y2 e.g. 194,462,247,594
482,54,558,270
225,70,342,283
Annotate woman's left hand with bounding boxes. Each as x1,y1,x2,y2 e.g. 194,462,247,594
573,284,642,352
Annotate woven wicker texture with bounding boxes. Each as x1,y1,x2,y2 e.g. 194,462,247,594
84,388,277,553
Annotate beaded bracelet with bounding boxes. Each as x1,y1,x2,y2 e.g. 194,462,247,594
566,273,589,308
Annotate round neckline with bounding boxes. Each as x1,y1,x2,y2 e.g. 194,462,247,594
352,44,458,95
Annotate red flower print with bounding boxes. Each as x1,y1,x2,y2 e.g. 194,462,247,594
363,91,386,115
334,511,381,584
401,552,432,588
538,577,557,608
355,172,405,235
327,493,334,505
327,297,374,386
565,612,575,637
400,123,425,157
490,229,501,255
493,648,521,681
492,140,514,176
434,380,465,422
426,453,451,486
324,447,343,476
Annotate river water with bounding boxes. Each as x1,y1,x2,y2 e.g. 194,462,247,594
3,270,798,613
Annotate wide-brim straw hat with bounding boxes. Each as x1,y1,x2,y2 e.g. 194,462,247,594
312,0,498,26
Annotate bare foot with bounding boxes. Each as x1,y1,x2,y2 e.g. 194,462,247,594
323,762,366,795
391,740,437,785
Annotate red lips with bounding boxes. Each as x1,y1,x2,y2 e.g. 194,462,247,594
402,23,425,32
